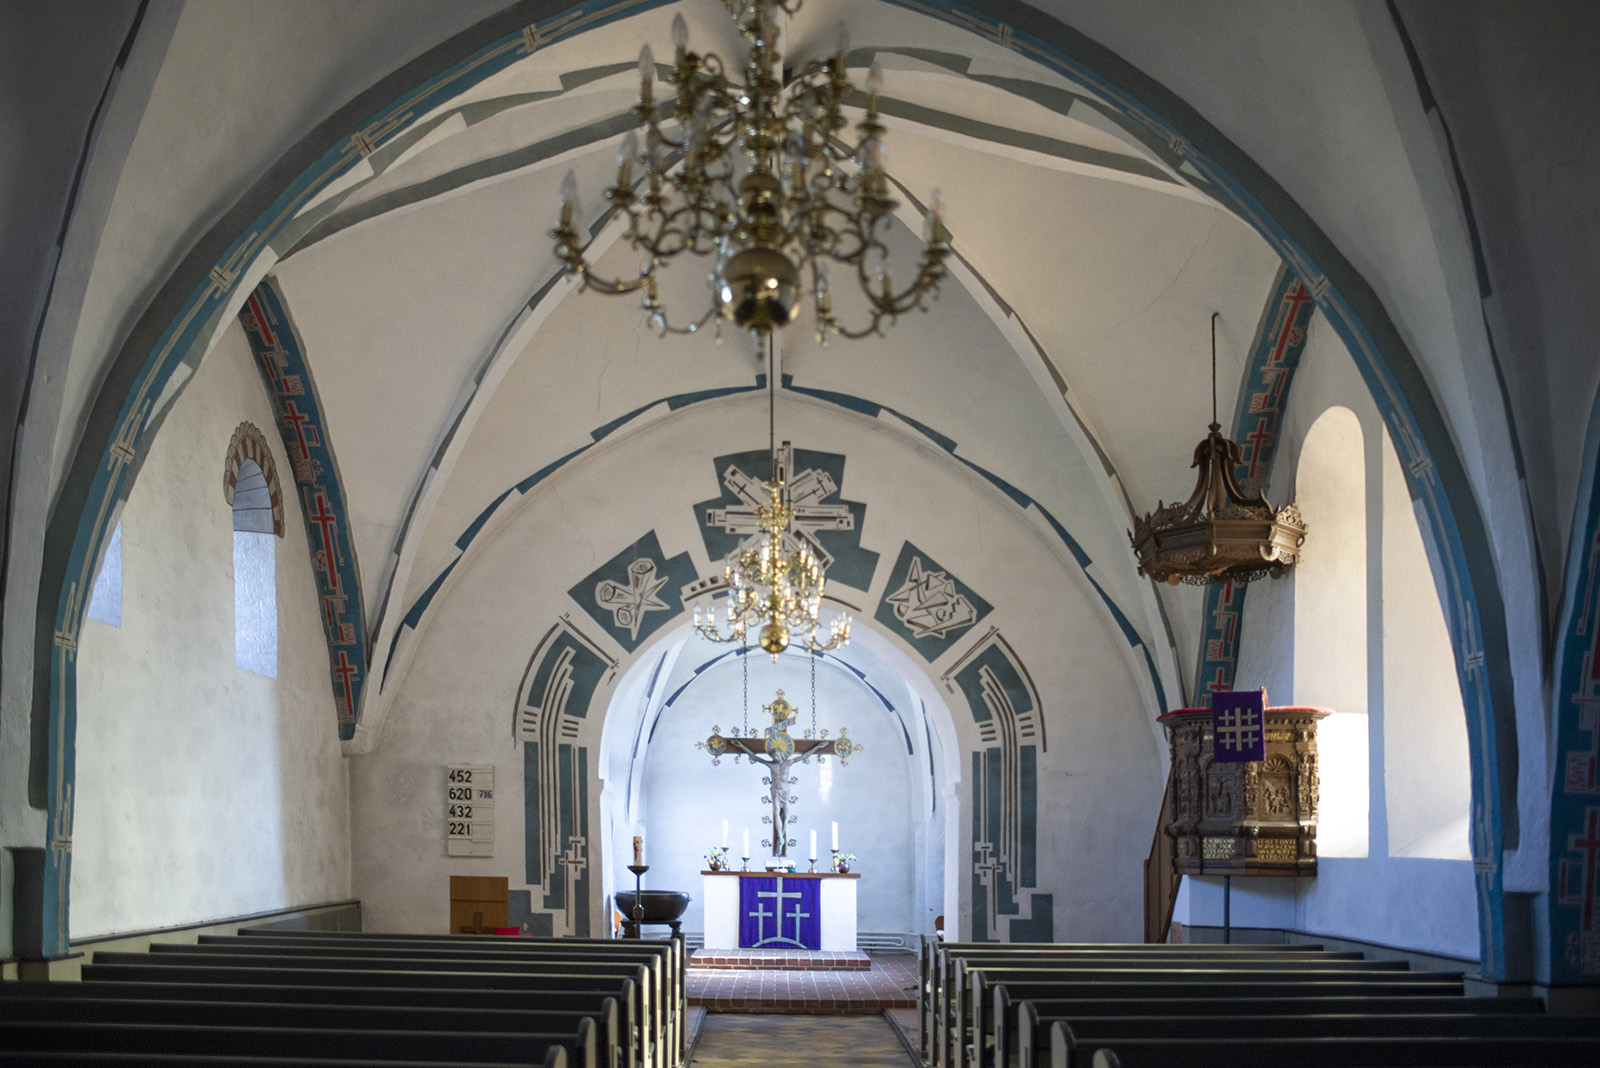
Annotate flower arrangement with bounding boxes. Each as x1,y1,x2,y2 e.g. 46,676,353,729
833,852,857,873
705,845,730,871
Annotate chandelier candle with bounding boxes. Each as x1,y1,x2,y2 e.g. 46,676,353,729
549,0,951,340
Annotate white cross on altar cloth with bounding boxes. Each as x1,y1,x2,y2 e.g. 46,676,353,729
754,879,808,946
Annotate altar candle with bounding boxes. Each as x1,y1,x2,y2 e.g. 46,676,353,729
633,835,644,865
809,829,817,860
742,828,750,857
831,821,839,851
721,819,729,848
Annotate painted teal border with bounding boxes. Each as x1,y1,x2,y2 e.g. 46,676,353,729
1548,386,1600,982
26,0,1516,975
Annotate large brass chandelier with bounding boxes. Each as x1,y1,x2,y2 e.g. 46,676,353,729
551,0,950,340
1130,316,1307,586
694,340,851,655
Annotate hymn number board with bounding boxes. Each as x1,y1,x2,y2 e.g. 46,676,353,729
445,764,495,857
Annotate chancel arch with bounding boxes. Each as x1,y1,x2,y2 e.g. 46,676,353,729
349,384,1158,942
604,625,960,947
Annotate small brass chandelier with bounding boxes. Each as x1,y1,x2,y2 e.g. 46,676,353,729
694,339,851,655
1130,315,1307,586
551,0,950,340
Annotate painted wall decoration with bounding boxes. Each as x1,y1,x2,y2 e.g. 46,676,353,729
1551,402,1600,980
876,542,993,661
222,423,285,536
693,441,878,593
1193,269,1316,703
238,279,368,738
515,619,615,937
943,630,1051,941
567,531,697,654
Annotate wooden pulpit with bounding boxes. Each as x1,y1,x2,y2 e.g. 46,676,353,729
1159,705,1330,877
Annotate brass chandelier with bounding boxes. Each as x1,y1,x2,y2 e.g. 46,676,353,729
551,0,950,340
694,339,851,655
1130,315,1307,586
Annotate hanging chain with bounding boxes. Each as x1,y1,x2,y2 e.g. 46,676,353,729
742,647,750,736
811,651,818,738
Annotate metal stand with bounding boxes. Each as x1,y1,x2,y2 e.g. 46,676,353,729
830,848,839,872
808,857,817,873
740,854,750,871
627,863,649,939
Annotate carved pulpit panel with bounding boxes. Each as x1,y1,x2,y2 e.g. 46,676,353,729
1159,705,1329,876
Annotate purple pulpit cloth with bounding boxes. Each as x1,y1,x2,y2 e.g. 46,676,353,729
1212,689,1266,762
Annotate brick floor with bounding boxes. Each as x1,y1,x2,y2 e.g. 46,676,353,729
687,950,918,1014
692,948,872,970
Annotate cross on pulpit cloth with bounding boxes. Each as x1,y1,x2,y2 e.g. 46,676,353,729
700,691,860,856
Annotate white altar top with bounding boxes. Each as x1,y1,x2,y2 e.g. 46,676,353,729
700,870,859,951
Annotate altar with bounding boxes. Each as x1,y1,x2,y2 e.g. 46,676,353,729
701,870,859,951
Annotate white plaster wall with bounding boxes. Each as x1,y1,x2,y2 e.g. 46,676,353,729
1207,312,1480,960
71,320,352,938
353,396,1161,941
1380,427,1472,860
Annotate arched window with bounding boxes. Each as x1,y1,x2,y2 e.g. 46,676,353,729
225,424,284,678
86,520,123,627
1293,406,1369,858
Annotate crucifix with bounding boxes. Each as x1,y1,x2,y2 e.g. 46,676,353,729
699,690,861,857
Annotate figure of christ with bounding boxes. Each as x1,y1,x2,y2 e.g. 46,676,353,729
699,691,861,857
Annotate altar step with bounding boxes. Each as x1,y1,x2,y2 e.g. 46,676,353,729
686,950,919,1014
691,948,872,971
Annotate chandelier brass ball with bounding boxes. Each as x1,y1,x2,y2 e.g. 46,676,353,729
759,621,790,655
718,247,801,332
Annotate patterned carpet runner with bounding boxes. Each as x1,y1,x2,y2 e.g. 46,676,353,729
688,1012,916,1067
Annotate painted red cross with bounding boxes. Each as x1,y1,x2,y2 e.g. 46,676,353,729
1205,664,1233,695
281,401,317,461
245,294,277,348
1245,417,1273,479
331,649,360,720
1573,808,1600,932
307,491,341,593
1267,283,1312,366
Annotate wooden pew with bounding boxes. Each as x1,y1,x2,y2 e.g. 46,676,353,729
0,979,636,1068
0,989,623,1068
79,961,648,1068
936,947,1391,1068
159,938,674,1068
920,942,1336,1063
0,1015,598,1068
1049,1025,1600,1068
951,963,1463,1068
227,928,685,1058
1002,992,1549,1068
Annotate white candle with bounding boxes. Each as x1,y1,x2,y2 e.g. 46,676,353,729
721,819,729,847
809,829,817,860
742,828,750,857
633,835,644,866
831,821,839,851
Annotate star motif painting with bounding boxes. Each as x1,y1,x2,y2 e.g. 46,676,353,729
706,443,854,569
594,558,669,641
886,557,977,639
